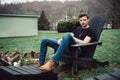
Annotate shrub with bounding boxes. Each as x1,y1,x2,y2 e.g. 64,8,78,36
57,19,80,32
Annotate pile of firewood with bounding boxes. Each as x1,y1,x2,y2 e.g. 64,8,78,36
0,46,39,66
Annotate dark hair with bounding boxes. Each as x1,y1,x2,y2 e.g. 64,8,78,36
78,13,89,19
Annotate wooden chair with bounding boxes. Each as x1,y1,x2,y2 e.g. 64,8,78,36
60,16,106,75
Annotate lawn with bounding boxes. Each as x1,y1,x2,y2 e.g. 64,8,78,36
0,29,120,80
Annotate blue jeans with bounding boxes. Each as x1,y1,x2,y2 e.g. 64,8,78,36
39,33,81,64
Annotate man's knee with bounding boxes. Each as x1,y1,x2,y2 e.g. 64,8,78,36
63,33,72,40
41,38,49,44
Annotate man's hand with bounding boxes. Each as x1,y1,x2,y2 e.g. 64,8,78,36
57,39,62,45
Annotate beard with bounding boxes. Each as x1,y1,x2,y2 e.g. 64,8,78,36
81,23,87,28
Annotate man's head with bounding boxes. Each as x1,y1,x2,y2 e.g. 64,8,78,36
78,13,89,28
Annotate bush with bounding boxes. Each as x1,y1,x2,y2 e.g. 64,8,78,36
57,19,80,32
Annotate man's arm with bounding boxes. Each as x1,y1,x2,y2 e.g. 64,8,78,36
57,33,92,45
71,33,92,44
73,36,92,44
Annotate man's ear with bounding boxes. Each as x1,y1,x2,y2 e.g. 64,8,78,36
88,19,89,22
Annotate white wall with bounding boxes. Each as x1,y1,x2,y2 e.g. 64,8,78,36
0,14,38,38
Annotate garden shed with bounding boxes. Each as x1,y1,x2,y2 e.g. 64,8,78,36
0,14,38,38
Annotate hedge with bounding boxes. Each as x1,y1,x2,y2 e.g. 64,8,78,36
57,19,80,32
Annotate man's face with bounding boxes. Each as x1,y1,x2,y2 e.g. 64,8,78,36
79,16,89,28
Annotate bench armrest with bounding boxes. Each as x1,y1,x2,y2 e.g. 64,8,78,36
71,41,102,47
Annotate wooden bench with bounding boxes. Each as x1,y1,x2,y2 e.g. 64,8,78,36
0,66,58,80
85,70,120,80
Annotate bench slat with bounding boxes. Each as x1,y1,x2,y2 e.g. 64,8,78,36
8,66,31,75
0,66,21,75
95,74,118,80
109,70,120,80
22,66,43,74
0,66,58,80
84,77,95,80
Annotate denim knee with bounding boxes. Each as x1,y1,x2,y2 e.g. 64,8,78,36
41,38,48,43
41,38,51,45
62,33,72,40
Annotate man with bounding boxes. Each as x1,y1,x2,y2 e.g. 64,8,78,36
37,13,96,72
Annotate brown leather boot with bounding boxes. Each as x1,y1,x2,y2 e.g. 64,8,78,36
40,60,55,72
35,62,43,67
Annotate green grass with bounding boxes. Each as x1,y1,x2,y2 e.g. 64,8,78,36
94,29,120,64
0,29,120,80
0,31,64,53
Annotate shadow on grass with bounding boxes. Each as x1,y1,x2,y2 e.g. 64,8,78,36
54,63,116,80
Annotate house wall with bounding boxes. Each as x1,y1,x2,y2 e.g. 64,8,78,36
0,14,38,38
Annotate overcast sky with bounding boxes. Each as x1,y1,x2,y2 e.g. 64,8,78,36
1,0,80,4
